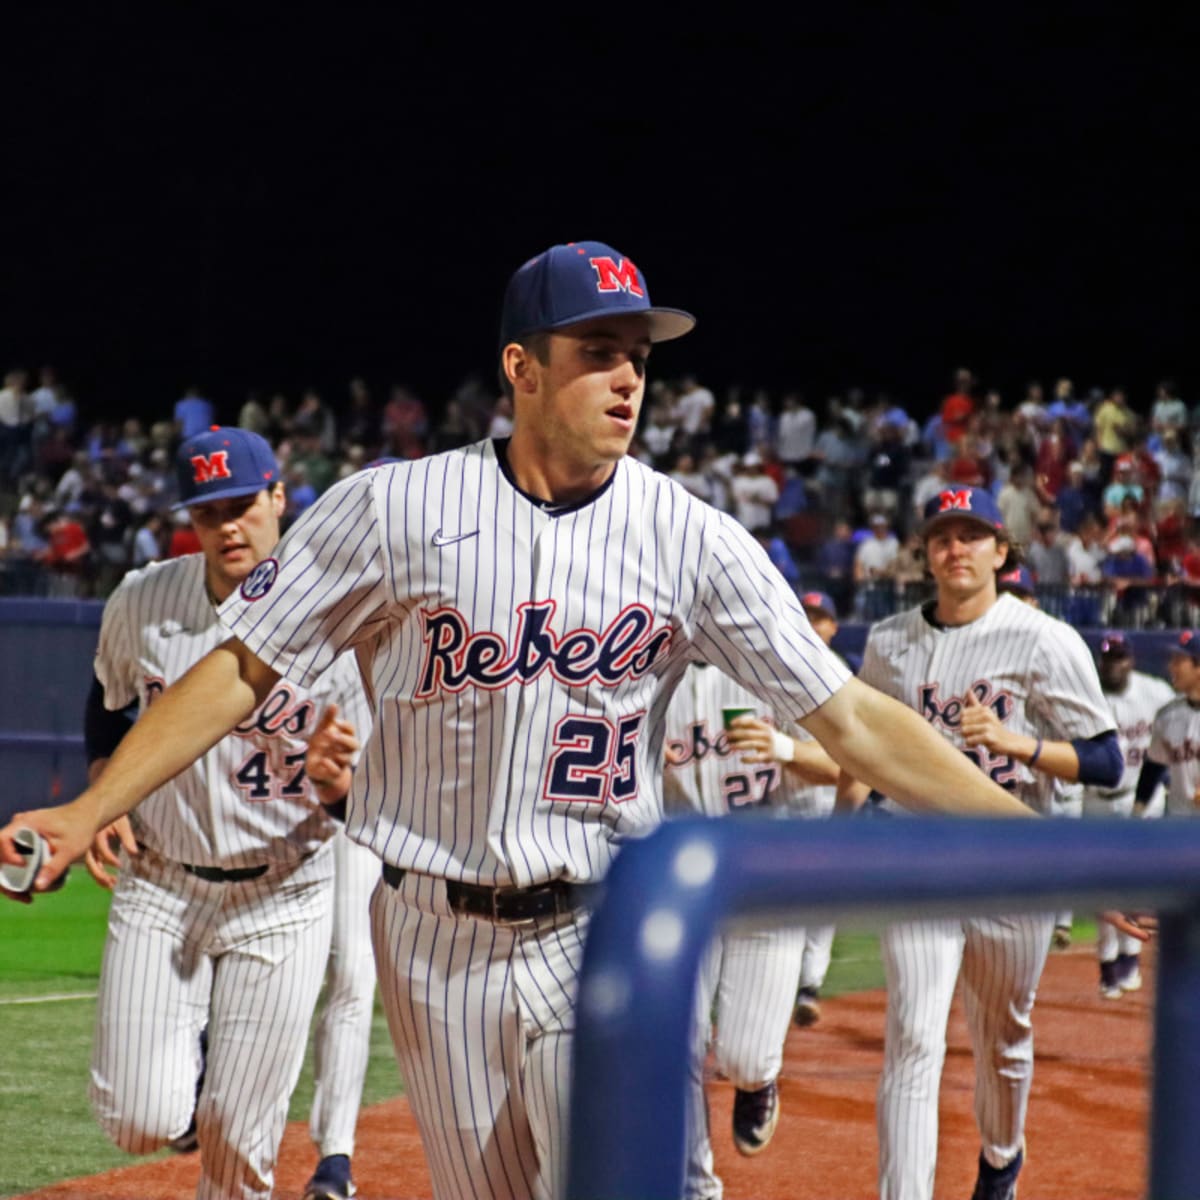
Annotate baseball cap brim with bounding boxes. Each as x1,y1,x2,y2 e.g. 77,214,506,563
171,480,271,511
919,510,1005,539
506,305,696,345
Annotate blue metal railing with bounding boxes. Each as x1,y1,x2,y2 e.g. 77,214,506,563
567,817,1200,1200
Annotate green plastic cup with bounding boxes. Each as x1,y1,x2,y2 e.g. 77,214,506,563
722,706,755,730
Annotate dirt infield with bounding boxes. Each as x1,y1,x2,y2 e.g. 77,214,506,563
14,944,1150,1200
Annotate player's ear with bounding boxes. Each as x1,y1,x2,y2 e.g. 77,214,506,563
270,483,286,518
502,343,540,396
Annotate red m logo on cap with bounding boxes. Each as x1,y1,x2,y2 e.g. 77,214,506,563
938,489,972,512
191,451,231,484
590,257,644,297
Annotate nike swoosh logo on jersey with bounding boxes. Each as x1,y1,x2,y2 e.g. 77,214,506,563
431,529,479,547
158,621,188,637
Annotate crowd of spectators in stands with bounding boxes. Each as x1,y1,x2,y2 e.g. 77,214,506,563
0,361,1194,628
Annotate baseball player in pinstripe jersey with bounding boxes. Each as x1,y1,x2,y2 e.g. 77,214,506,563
1135,627,1200,811
845,485,1127,1200
5,242,1040,1200
79,427,373,1200
1084,632,1174,999
663,663,842,1198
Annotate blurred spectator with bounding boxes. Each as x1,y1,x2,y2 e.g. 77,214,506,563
343,377,381,453
730,452,779,532
173,385,214,439
266,392,294,442
1101,534,1156,624
817,519,857,615
854,513,899,584
997,463,1042,546
381,385,429,457
746,390,774,450
285,463,318,519
238,390,271,437
1103,456,1145,521
699,446,736,513
712,390,749,457
1075,438,1107,514
1154,429,1192,504
1151,379,1187,442
946,433,989,489
911,459,952,529
293,389,338,456
1025,521,1070,588
1092,387,1136,476
1053,461,1092,534
777,393,816,470
1067,515,1107,585
1034,418,1074,501
863,420,909,524
90,482,134,596
131,512,166,567
669,452,711,503
1045,377,1091,440
774,467,808,520
1154,498,1188,572
38,507,92,593
892,531,927,598
0,368,34,485
640,399,678,467
1014,380,1048,435
675,373,715,448
429,400,479,454
939,367,975,447
812,416,864,520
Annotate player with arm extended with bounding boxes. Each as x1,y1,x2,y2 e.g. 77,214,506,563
5,242,1037,1200
1083,633,1175,999
849,486,1126,1200
79,428,372,1200
662,663,843,1198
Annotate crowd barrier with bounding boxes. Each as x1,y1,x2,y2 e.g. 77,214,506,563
567,817,1200,1200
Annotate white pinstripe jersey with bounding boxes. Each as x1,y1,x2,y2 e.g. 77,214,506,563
218,440,850,887
662,665,803,818
1086,671,1176,803
95,553,370,868
1148,697,1200,817
858,593,1113,814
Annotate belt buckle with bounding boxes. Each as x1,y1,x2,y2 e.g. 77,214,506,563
491,885,539,927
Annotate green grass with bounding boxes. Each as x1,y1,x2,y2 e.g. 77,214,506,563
0,873,405,1198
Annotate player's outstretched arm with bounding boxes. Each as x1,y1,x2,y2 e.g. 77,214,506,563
726,715,840,785
0,638,279,893
800,677,1034,818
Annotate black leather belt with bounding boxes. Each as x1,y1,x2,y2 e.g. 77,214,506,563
381,864,599,924
181,862,270,883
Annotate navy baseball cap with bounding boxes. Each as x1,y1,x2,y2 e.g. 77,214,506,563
800,590,838,620
1098,631,1133,658
499,241,696,348
920,486,1007,539
997,565,1035,597
173,427,280,510
1171,630,1200,660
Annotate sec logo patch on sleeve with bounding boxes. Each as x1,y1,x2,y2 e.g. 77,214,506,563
240,557,279,601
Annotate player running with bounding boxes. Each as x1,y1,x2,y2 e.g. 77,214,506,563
842,486,1129,1200
77,427,372,1200
5,242,1039,1200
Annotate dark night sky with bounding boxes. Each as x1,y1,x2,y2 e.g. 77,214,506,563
1,17,1193,424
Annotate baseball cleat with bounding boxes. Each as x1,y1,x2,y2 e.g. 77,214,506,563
970,1146,1023,1199
732,1081,779,1157
302,1154,357,1200
794,986,821,1027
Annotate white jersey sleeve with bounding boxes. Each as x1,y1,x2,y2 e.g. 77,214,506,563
95,575,141,711
220,471,393,687
689,512,851,722
1027,619,1115,743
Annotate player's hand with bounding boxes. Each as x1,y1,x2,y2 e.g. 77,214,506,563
83,816,138,891
960,691,1014,756
0,802,95,896
726,715,782,764
664,740,687,766
1102,910,1155,942
306,704,358,798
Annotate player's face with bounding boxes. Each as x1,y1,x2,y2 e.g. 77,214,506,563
524,315,652,473
1098,654,1133,692
189,485,285,598
806,613,837,647
924,518,1007,601
1168,652,1200,694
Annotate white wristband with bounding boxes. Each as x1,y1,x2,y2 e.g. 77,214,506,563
771,731,794,763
